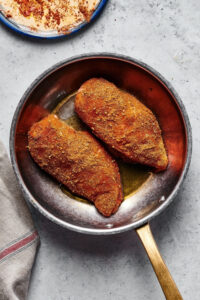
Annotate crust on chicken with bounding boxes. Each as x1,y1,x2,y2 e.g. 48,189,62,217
28,114,123,217
75,78,168,171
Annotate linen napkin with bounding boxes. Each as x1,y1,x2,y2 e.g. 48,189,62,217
0,140,39,300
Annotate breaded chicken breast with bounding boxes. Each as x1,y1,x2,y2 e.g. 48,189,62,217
75,78,168,172
28,114,123,217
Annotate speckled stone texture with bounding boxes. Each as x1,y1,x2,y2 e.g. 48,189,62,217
0,0,200,299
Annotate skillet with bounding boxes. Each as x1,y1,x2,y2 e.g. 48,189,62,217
10,54,192,299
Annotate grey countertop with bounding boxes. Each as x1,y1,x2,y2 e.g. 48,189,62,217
0,1,200,299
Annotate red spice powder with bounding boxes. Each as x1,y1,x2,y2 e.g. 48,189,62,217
12,0,96,31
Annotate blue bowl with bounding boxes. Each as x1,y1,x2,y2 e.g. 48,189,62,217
0,0,108,39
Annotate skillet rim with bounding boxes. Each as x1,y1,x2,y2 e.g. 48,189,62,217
9,53,192,235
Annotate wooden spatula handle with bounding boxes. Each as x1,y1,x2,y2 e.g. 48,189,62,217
136,223,183,300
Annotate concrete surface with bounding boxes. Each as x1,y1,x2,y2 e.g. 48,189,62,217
0,0,200,299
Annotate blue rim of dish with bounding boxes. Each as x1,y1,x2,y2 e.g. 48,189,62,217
0,0,108,39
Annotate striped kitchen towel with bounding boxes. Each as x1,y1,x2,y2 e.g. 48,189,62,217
0,140,39,300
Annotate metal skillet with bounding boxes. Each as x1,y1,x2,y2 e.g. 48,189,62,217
10,54,192,299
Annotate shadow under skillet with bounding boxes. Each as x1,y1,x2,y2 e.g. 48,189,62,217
151,175,191,248
28,176,190,299
30,185,186,260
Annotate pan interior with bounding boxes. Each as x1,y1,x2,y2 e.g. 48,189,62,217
13,56,188,231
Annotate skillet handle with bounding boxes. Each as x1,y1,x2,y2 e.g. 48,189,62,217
136,223,183,300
